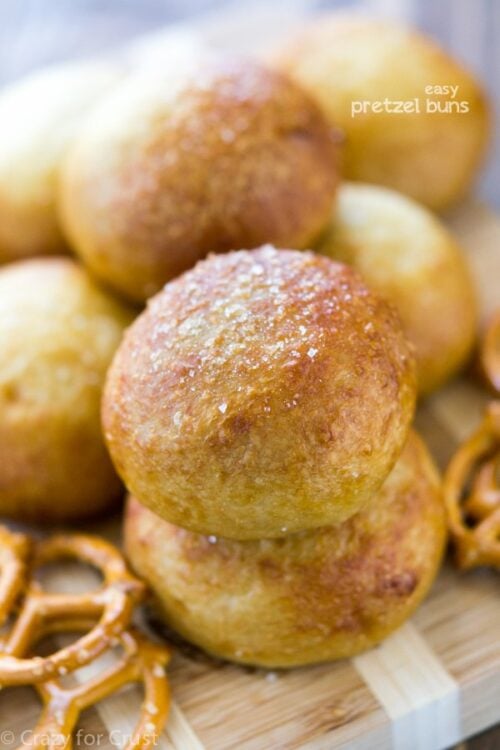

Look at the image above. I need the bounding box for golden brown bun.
[319,184,477,395]
[0,60,121,264]
[125,430,446,668]
[270,14,490,211]
[0,258,134,522]
[104,246,416,539]
[59,56,340,303]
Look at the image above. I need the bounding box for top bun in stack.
[103,246,416,540]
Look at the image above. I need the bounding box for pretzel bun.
[104,246,416,539]
[320,184,477,395]
[59,56,340,303]
[0,258,134,522]
[0,60,121,264]
[270,15,490,211]
[125,431,446,667]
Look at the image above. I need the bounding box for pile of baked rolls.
[0,13,490,667]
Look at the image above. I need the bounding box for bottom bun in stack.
[124,431,446,668]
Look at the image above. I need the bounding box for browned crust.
[104,246,416,538]
[124,430,447,668]
[59,56,340,303]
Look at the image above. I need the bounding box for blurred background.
[0,0,498,207]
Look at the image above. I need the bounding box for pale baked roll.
[319,183,477,395]
[0,257,134,522]
[0,60,121,263]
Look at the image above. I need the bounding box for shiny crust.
[0,61,121,263]
[270,14,490,211]
[320,183,477,395]
[0,258,134,522]
[104,246,416,539]
[59,55,340,303]
[124,431,447,668]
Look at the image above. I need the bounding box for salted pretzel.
[479,310,500,395]
[0,525,31,627]
[0,534,145,685]
[14,627,170,750]
[444,401,500,570]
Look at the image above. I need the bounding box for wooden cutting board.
[1,199,499,750]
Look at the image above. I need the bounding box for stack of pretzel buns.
[112,245,447,667]
[0,13,493,669]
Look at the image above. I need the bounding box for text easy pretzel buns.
[270,14,490,211]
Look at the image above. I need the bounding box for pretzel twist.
[16,628,171,750]
[0,534,145,684]
[0,526,31,627]
[480,310,500,395]
[444,401,500,569]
